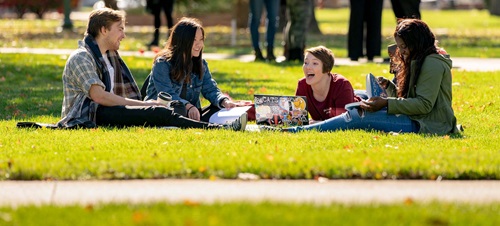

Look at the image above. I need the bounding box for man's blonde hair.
[86,8,124,38]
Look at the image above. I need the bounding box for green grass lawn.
[1,202,499,226]
[1,8,499,225]
[1,53,499,181]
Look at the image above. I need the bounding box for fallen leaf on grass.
[237,173,260,180]
[314,176,328,183]
[183,199,199,206]
[404,197,414,205]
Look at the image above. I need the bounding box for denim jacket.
[145,58,227,109]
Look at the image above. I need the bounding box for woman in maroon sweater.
[295,46,360,123]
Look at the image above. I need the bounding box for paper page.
[209,106,252,124]
[344,102,362,110]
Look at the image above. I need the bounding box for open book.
[345,73,387,110]
[209,106,252,124]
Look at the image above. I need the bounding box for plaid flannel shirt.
[58,40,105,127]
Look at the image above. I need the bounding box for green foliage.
[1,53,499,181]
[1,202,499,226]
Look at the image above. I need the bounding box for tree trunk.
[308,1,321,34]
[490,0,500,16]
[235,0,249,28]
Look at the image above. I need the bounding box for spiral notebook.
[254,94,309,127]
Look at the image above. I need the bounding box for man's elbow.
[89,94,107,105]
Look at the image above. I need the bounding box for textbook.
[345,73,387,110]
[208,106,252,124]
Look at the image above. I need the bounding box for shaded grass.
[1,202,499,226]
[0,53,499,180]
[1,9,500,57]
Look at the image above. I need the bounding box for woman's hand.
[222,99,236,109]
[360,97,388,112]
[377,76,389,89]
[185,103,200,121]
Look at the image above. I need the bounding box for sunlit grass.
[1,9,500,57]
[1,202,499,226]
[1,53,499,181]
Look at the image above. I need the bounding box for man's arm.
[89,84,158,107]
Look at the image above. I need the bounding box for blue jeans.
[249,0,280,49]
[287,108,420,133]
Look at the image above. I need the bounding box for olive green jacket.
[385,54,458,135]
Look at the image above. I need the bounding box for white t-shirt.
[102,53,115,94]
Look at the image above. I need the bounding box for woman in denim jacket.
[145,17,237,122]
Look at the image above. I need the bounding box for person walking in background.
[248,0,280,62]
[146,0,175,48]
[264,19,460,135]
[347,0,383,62]
[145,18,241,123]
[391,0,421,19]
[57,8,246,131]
[283,0,312,62]
[295,46,360,124]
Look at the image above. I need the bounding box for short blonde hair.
[86,8,124,38]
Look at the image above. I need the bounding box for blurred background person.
[391,0,421,20]
[249,0,280,62]
[146,0,175,48]
[347,0,383,62]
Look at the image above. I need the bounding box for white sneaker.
[225,112,247,131]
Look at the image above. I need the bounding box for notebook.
[254,94,309,127]
[345,73,387,110]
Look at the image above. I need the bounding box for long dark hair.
[394,19,438,97]
[154,17,205,83]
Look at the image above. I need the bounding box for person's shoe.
[224,112,248,131]
[258,125,283,132]
[266,47,276,62]
[254,50,265,62]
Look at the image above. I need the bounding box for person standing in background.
[347,0,383,62]
[249,0,280,62]
[391,0,421,19]
[283,0,312,62]
[146,0,175,48]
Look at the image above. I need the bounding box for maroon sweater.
[295,73,359,121]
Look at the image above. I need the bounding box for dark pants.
[151,0,175,30]
[348,0,383,60]
[200,104,221,123]
[391,0,421,19]
[96,105,218,129]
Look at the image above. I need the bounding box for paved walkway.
[2,47,500,72]
[1,179,499,207]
